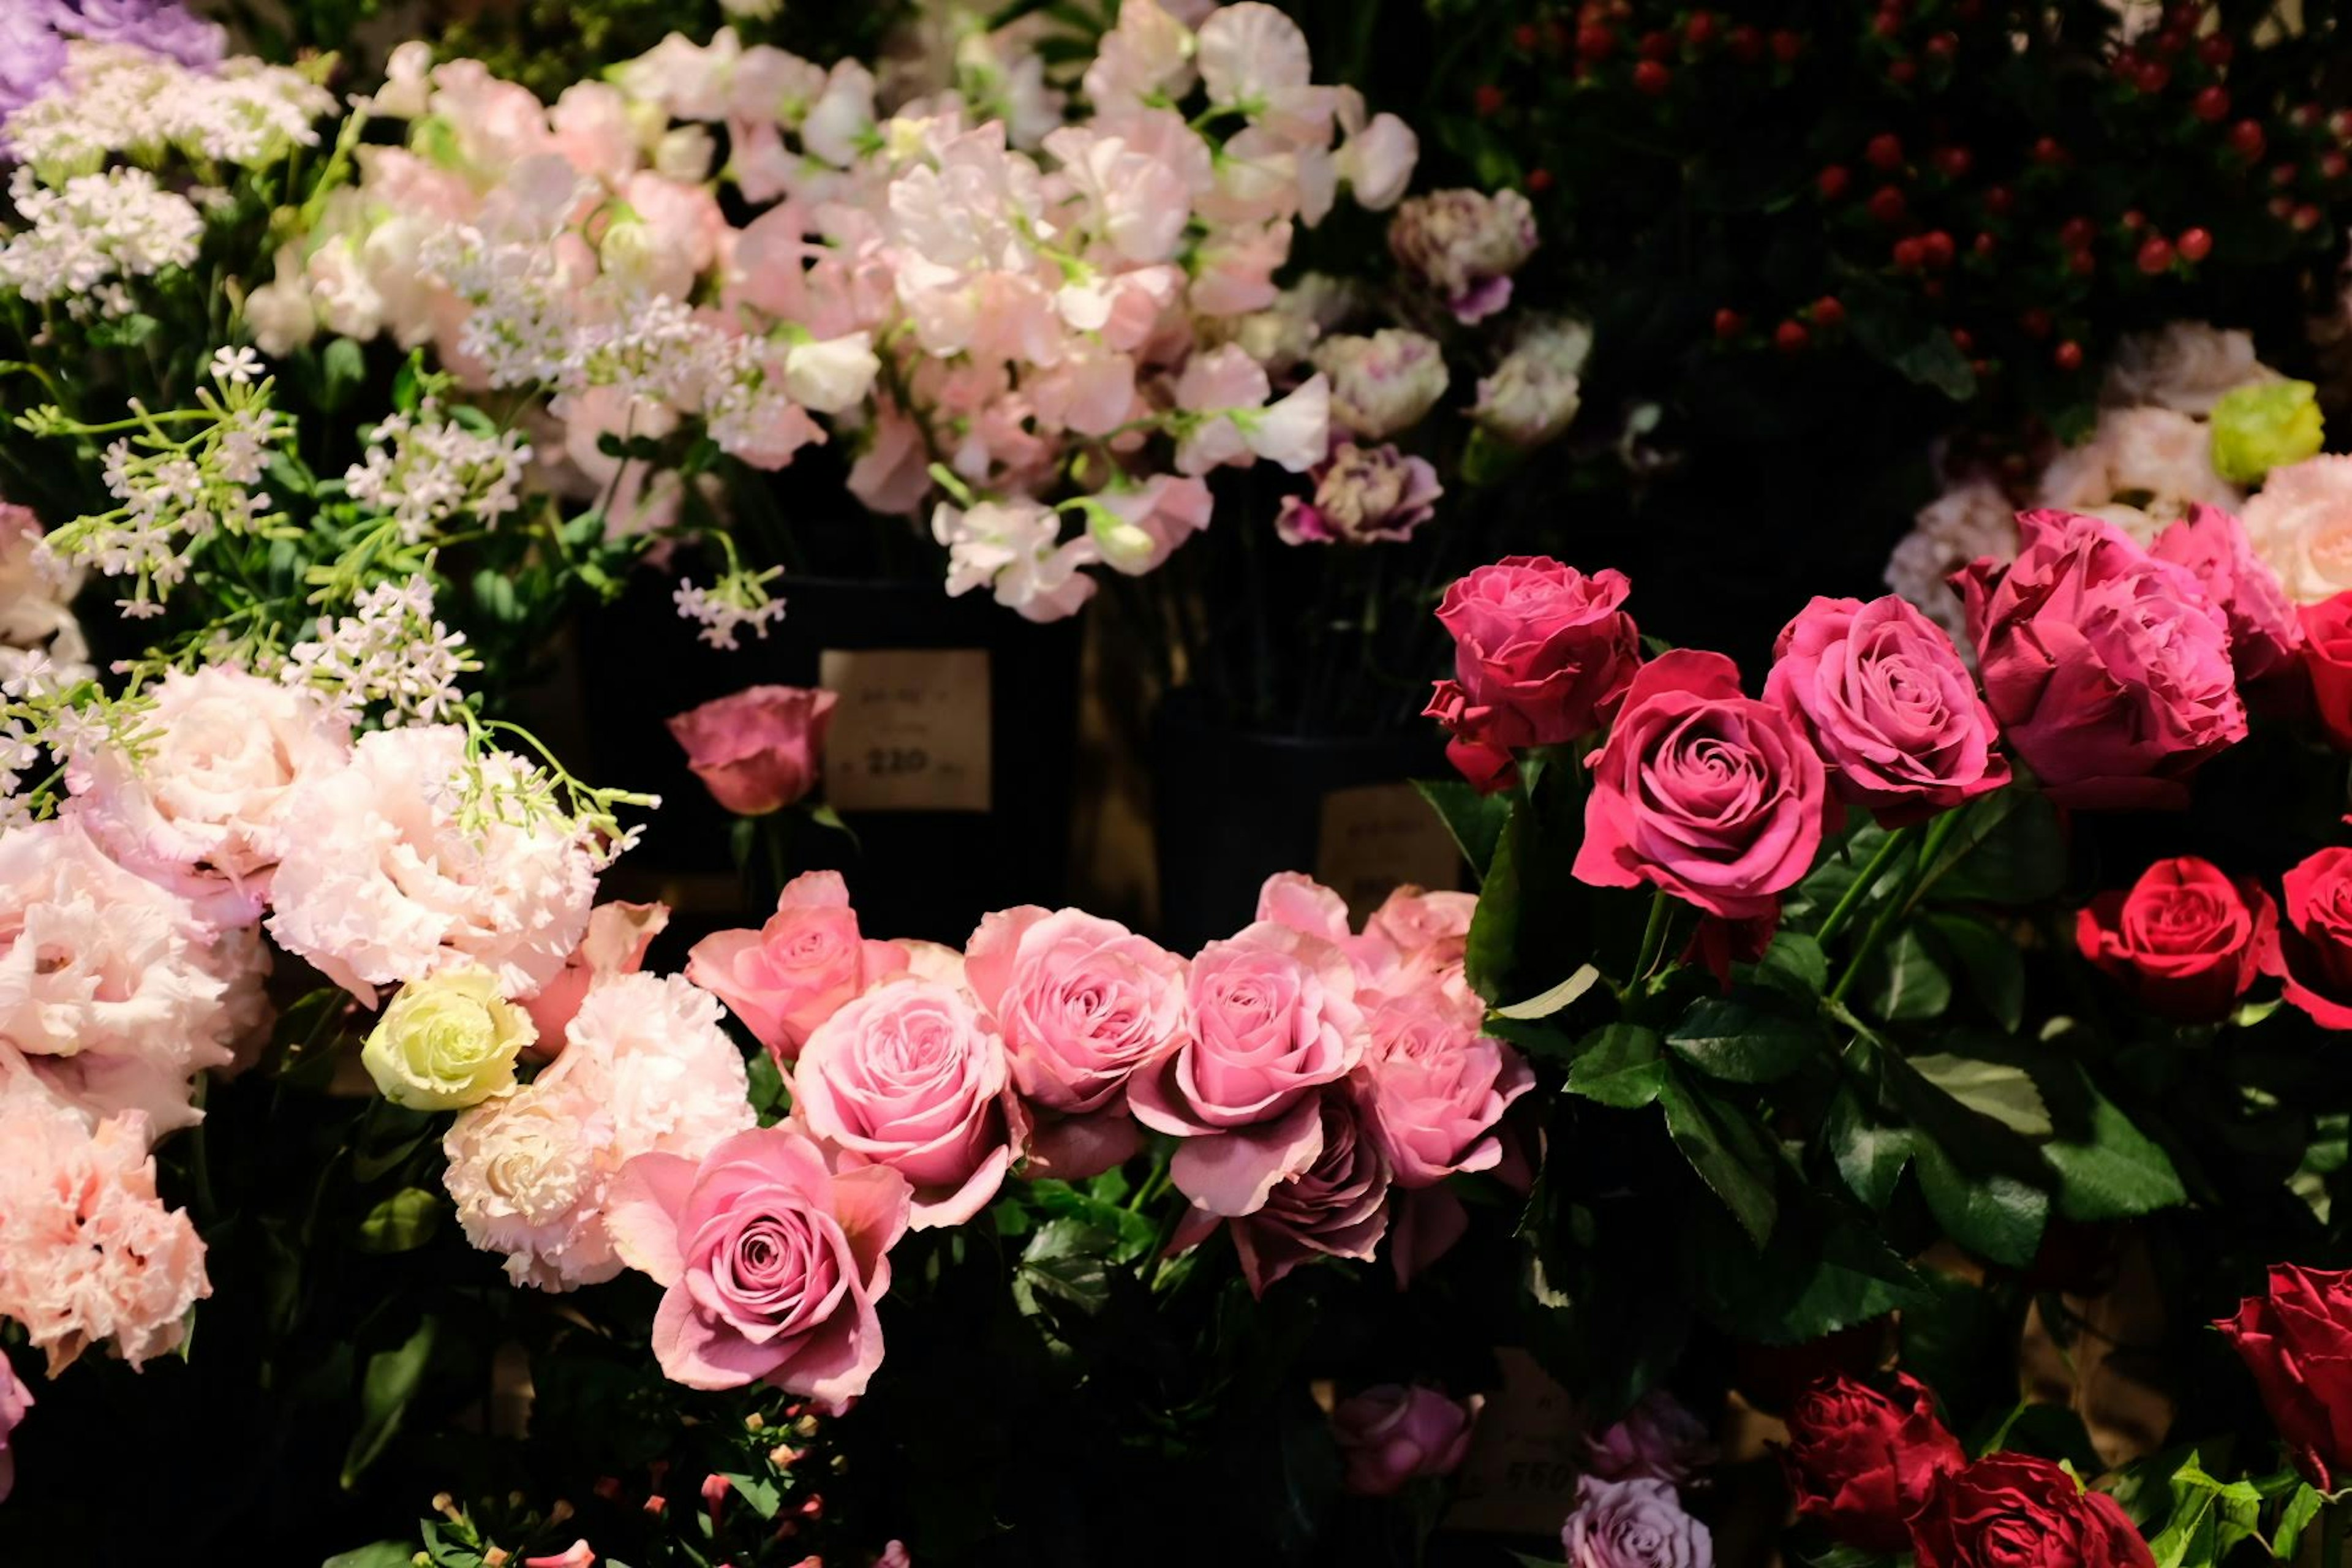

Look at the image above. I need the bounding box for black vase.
[1149,693,1461,952]
[579,572,1082,946]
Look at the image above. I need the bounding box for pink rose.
[790,979,1023,1229]
[1256,871,1408,981]
[964,906,1186,1177]
[1574,649,1828,921]
[1365,885,1476,956]
[1332,1384,1480,1496]
[1959,509,2246,809]
[1357,987,1532,1188]
[1766,595,2008,826]
[1174,1087,1392,1295]
[1425,556,1642,758]
[1128,921,1364,1216]
[605,1126,911,1408]
[2151,503,2304,700]
[687,872,910,1061]
[521,901,670,1058]
[666,684,839,816]
[0,1352,30,1503]
[1564,1476,1713,1568]
[1585,1389,1717,1486]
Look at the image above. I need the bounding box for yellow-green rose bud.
[2212,380,2324,486]
[361,967,535,1110]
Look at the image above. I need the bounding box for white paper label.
[819,648,992,813]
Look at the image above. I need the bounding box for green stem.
[1813,824,1917,948]
[1631,888,1676,983]
[2324,1496,2347,1568]
[1828,812,1964,1003]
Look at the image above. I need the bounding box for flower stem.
[1828,812,1963,1004]
[1632,888,1676,983]
[1812,824,1916,948]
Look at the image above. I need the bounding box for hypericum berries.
[1776,320,1810,352]
[2054,339,2084,371]
[2177,227,2214,262]
[2138,236,2176,273]
[2193,86,2230,122]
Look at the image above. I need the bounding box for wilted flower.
[1388,187,1537,323]
[1276,442,1441,546]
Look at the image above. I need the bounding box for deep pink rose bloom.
[964,905,1185,1178]
[666,684,838,815]
[1332,1384,1480,1496]
[605,1126,910,1409]
[790,979,1023,1229]
[1574,649,1828,921]
[2152,503,2304,702]
[1424,556,1642,755]
[2216,1264,2352,1490]
[521,900,669,1058]
[687,872,910,1061]
[1173,1087,1392,1295]
[0,1354,29,1503]
[1585,1389,1717,1487]
[1959,508,2245,809]
[1766,594,2009,826]
[1356,985,1533,1188]
[1127,921,1364,1216]
[2075,857,2274,1023]
[2260,846,2352,1029]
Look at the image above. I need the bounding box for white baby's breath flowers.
[281,573,478,727]
[0,167,203,313]
[344,402,533,545]
[208,347,263,386]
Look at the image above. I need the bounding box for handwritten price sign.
[1315,782,1465,921]
[818,649,993,813]
[1444,1348,1586,1536]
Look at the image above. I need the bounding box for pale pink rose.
[0,1094,208,1376]
[0,1350,30,1502]
[2243,455,2352,605]
[442,1072,620,1291]
[1174,1087,1390,1295]
[0,819,247,1137]
[688,871,911,1061]
[2150,503,2304,695]
[1366,886,1477,956]
[1128,920,1364,1216]
[606,1126,911,1407]
[543,973,758,1166]
[966,906,1184,1175]
[1585,1389,1718,1485]
[66,665,351,923]
[667,685,838,816]
[1253,871,1405,982]
[1333,1384,1479,1496]
[519,901,671,1058]
[1357,989,1533,1188]
[268,726,597,1004]
[791,980,1022,1229]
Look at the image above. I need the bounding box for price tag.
[1444,1347,1585,1536]
[818,649,992,813]
[1315,781,1464,924]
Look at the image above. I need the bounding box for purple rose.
[48,1,224,68]
[1585,1389,1717,1487]
[1332,1384,1479,1496]
[1563,1476,1713,1568]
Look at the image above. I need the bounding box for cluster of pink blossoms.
[429,867,1531,1411]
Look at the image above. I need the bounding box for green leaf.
[1925,913,2027,1033]
[720,1471,782,1520]
[745,1050,788,1126]
[1924,790,2067,906]
[1414,777,1512,882]
[2270,1482,2324,1559]
[1914,1139,2048,1267]
[322,1545,418,1568]
[1657,1074,1780,1246]
[321,336,367,411]
[341,1315,438,1487]
[1866,927,1951,1021]
[1463,802,1524,1003]
[1748,932,1828,1000]
[1667,994,1824,1084]
[2148,1455,2264,1568]
[2043,1079,2186,1222]
[355,1188,442,1254]
[1825,1087,1917,1210]
[1019,1180,1158,1264]
[1684,1189,1926,1344]
[1566,1024,1665,1109]
[1496,963,1600,1021]
[1908,1054,2053,1137]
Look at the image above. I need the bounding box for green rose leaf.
[1657,1074,1780,1246]
[1913,1139,2048,1267]
[1566,1024,1666,1109]
[355,1187,443,1254]
[341,1314,439,1487]
[1667,993,1825,1084]
[1825,1087,1918,1212]
[1415,777,1513,884]
[2043,1074,2186,1222]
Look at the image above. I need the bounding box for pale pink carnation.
[519,901,670,1058]
[267,726,597,1004]
[66,666,351,924]
[442,1071,622,1291]
[543,973,757,1164]
[0,1093,209,1376]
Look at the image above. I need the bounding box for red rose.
[1425,556,1641,758]
[2259,846,2352,1028]
[1766,594,2009,826]
[1959,510,2245,809]
[1909,1453,2155,1568]
[1574,649,1828,921]
[2075,857,2275,1023]
[2215,1264,2352,1489]
[2299,595,2352,749]
[666,684,837,816]
[1781,1373,1965,1552]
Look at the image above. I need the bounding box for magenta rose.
[605,1126,911,1408]
[1766,594,2009,826]
[1332,1384,1480,1496]
[1585,1389,1716,1487]
[1424,556,1642,756]
[666,684,838,815]
[2215,1264,2352,1489]
[2075,857,2274,1023]
[687,872,909,1061]
[1574,649,1828,921]
[1357,985,1533,1188]
[1174,1087,1392,1295]
[963,905,1186,1178]
[791,979,1022,1229]
[2151,503,2304,702]
[2260,846,2352,1028]
[1128,921,1364,1215]
[1959,508,2245,809]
